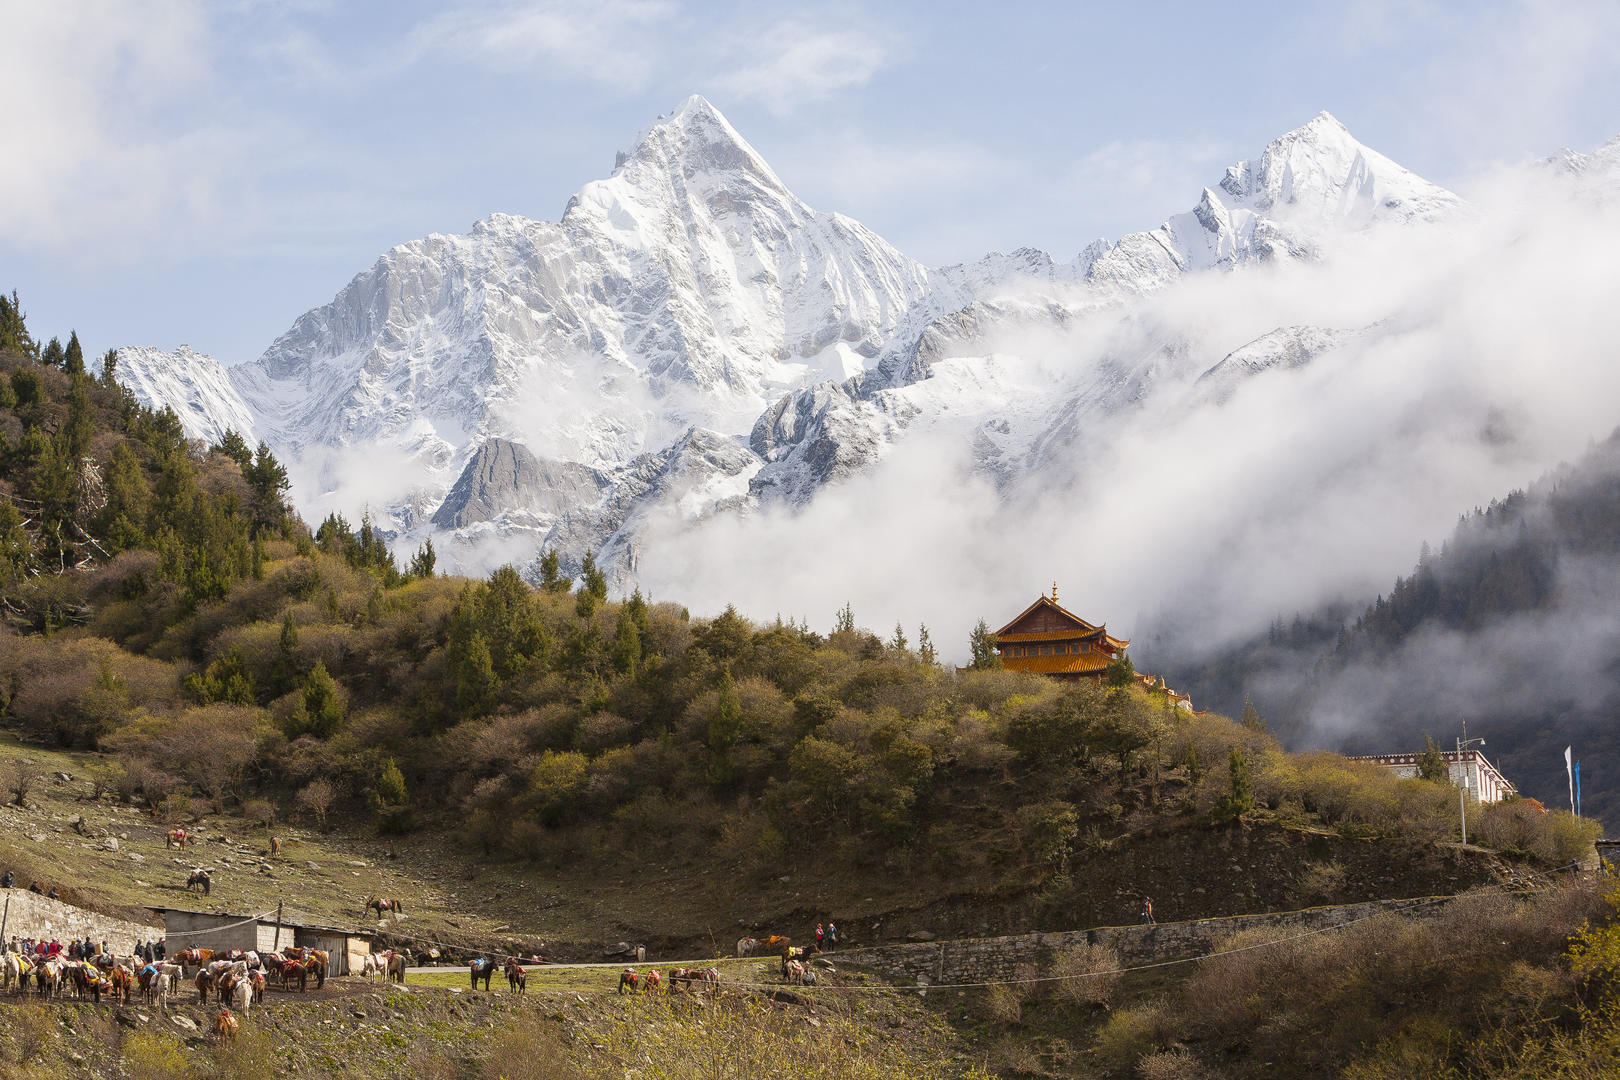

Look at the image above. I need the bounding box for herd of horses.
[1,947,337,1012]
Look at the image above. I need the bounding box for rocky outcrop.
[431,439,605,529]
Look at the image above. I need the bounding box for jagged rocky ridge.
[114,101,1468,580]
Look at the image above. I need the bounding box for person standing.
[815,923,825,950]
[1141,897,1155,925]
[827,922,838,949]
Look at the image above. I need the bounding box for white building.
[1349,748,1516,804]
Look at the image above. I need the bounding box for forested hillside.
[1176,428,1620,826]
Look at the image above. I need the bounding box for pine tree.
[1214,747,1254,822]
[917,623,936,665]
[455,630,499,718]
[833,603,855,634]
[1417,735,1449,782]
[0,290,37,357]
[1105,651,1136,687]
[99,348,119,387]
[41,337,63,369]
[538,549,571,593]
[1240,696,1266,732]
[580,549,607,600]
[890,622,908,652]
[706,668,742,788]
[626,587,650,634]
[612,605,642,676]
[407,539,436,579]
[63,331,84,376]
[968,618,1000,669]
[214,429,253,470]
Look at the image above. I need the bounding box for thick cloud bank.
[640,158,1620,671]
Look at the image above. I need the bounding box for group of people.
[3,936,166,962]
[0,870,59,899]
[813,921,839,950]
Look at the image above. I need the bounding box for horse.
[759,935,791,956]
[154,971,172,1011]
[71,963,105,1003]
[215,1009,238,1039]
[280,947,327,988]
[249,970,266,1005]
[504,958,527,995]
[111,964,133,1004]
[780,944,819,975]
[386,949,412,984]
[196,968,216,1004]
[1,951,24,993]
[736,937,758,957]
[617,968,641,995]
[784,959,805,985]
[34,960,59,1000]
[278,958,307,993]
[360,953,382,980]
[229,974,252,1015]
[269,836,282,856]
[365,897,403,920]
[166,828,192,848]
[666,967,703,994]
[469,957,495,991]
[185,869,212,895]
[176,947,214,974]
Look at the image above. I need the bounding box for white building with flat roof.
[1348,748,1516,804]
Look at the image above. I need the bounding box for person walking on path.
[815,923,825,950]
[827,922,838,949]
[1141,897,1155,925]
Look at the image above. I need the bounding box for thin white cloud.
[411,0,678,90]
[711,21,892,115]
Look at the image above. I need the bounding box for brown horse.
[759,935,791,955]
[176,948,214,973]
[278,958,308,993]
[617,968,641,994]
[195,968,216,1003]
[166,828,192,848]
[215,1010,238,1040]
[185,868,212,895]
[469,957,496,990]
[280,947,328,988]
[110,964,132,1004]
[504,957,527,994]
[269,836,282,856]
[365,897,403,919]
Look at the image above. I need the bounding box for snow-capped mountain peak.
[1219,110,1458,226]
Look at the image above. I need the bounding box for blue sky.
[5,0,1619,365]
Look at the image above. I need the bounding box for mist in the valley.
[639,156,1620,715]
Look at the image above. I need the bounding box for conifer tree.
[63,331,84,376]
[0,290,37,356]
[833,603,855,634]
[538,549,571,593]
[968,618,1000,669]
[214,429,253,470]
[1417,735,1449,782]
[1105,651,1136,687]
[917,623,936,665]
[99,349,119,387]
[580,549,607,600]
[455,630,498,718]
[41,337,63,369]
[407,539,436,579]
[626,586,650,634]
[1215,747,1254,822]
[612,605,642,676]
[890,622,908,652]
[1240,696,1267,732]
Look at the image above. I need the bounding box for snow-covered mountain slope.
[115,102,1480,582]
[104,346,257,446]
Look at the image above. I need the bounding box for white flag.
[1566,746,1576,815]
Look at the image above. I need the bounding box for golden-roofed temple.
[994,584,1131,683]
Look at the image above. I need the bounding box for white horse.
[360,952,383,980]
[1,952,21,992]
[231,975,252,1015]
[737,937,758,957]
[154,971,172,1011]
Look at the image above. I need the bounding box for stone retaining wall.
[834,896,1449,986]
[0,888,162,949]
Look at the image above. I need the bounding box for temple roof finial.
[1051,581,1059,603]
